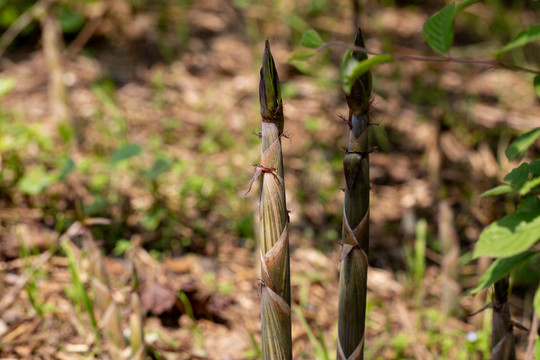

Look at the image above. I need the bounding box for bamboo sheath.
[246,40,292,360]
[337,29,372,360]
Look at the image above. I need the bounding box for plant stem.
[257,39,292,360]
[337,28,371,360]
[317,42,540,75]
[491,277,516,360]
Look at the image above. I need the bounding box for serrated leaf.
[534,286,540,313]
[110,143,142,165]
[341,55,392,94]
[471,251,536,295]
[503,162,529,185]
[494,24,540,56]
[534,76,540,98]
[480,184,514,197]
[423,2,456,53]
[506,127,540,161]
[474,196,540,258]
[288,50,317,61]
[301,29,323,48]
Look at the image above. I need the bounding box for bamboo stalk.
[249,39,292,360]
[337,28,372,360]
[491,277,516,360]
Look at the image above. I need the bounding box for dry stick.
[250,40,292,360]
[41,8,70,125]
[129,267,146,360]
[64,15,106,58]
[0,221,87,313]
[86,236,127,353]
[337,28,371,360]
[64,0,111,59]
[351,0,360,35]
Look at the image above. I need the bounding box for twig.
[317,42,540,75]
[64,6,108,58]
[0,0,54,58]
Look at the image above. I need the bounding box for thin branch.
[64,16,105,58]
[0,0,54,58]
[317,42,540,75]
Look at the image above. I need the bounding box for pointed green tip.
[259,39,284,132]
[353,28,368,62]
[346,28,372,114]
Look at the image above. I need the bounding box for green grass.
[0,0,538,358]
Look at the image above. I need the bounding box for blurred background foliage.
[0,0,538,276]
[0,0,539,358]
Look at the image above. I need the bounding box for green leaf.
[341,54,393,94]
[520,176,540,196]
[288,59,311,74]
[17,166,56,195]
[288,50,317,61]
[503,162,529,185]
[59,8,86,34]
[455,0,480,15]
[58,157,76,180]
[534,286,540,313]
[301,29,323,48]
[57,122,74,143]
[494,24,540,56]
[474,196,540,259]
[534,76,540,98]
[0,6,19,28]
[423,2,456,53]
[144,157,171,180]
[480,184,514,197]
[530,159,540,175]
[110,143,142,165]
[471,251,537,295]
[506,127,540,161]
[112,239,133,256]
[0,77,15,98]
